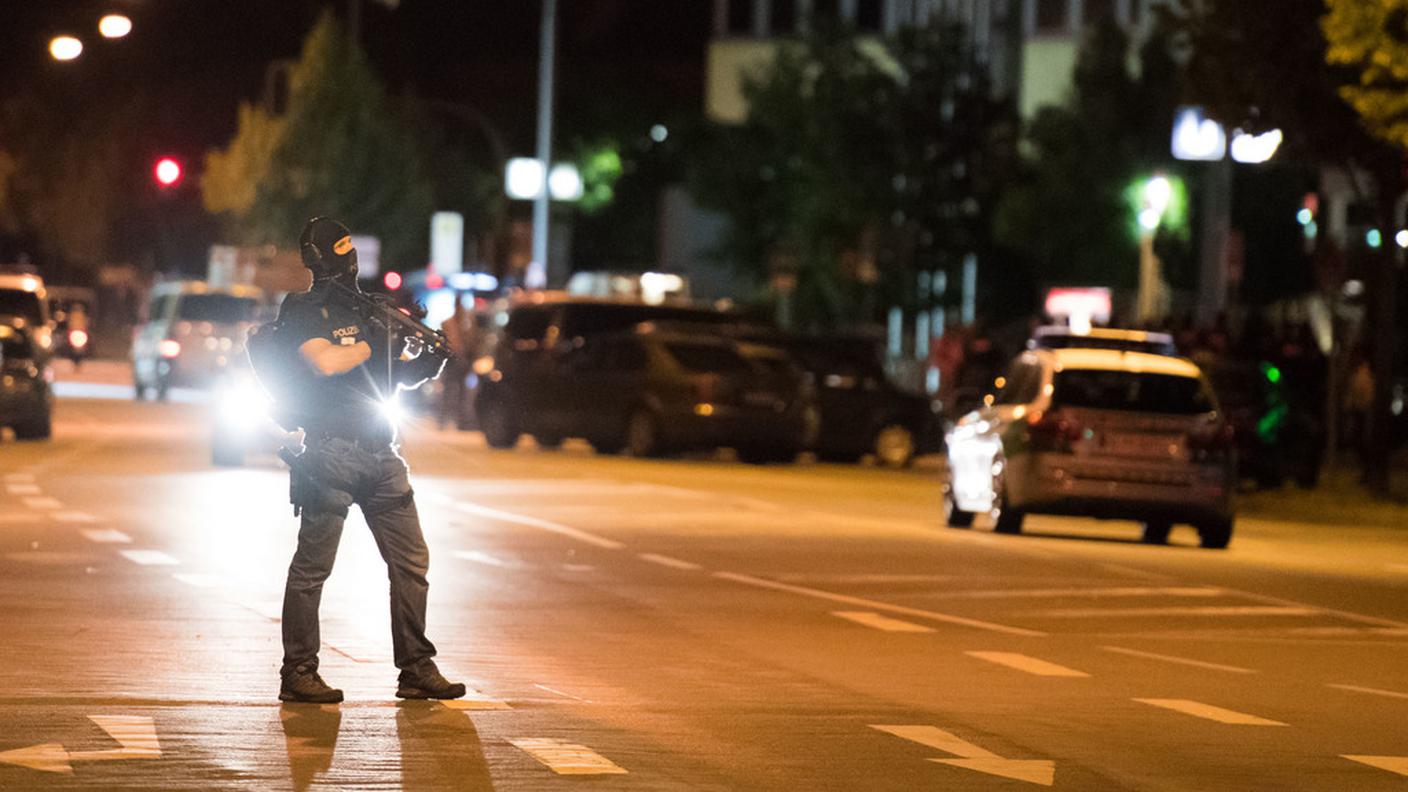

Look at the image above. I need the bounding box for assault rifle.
[324,278,451,362]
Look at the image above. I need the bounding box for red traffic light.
[154,158,182,187]
[383,271,403,290]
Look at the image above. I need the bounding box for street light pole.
[527,0,558,290]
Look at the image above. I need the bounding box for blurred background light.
[98,14,132,39]
[49,36,83,61]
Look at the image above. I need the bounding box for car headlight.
[218,383,269,427]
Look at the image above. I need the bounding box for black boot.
[280,667,344,703]
[396,667,467,700]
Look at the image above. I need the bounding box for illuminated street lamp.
[1134,174,1178,324]
[98,14,133,39]
[49,36,84,61]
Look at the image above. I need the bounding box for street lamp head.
[49,36,83,62]
[99,14,132,39]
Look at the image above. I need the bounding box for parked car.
[0,321,53,440]
[781,336,942,467]
[0,271,53,355]
[943,348,1236,548]
[132,282,263,400]
[477,322,811,463]
[1028,326,1178,356]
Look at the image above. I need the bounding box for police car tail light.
[158,339,181,358]
[1026,409,1079,452]
[1187,421,1235,462]
[69,329,89,349]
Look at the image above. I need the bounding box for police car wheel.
[480,401,520,449]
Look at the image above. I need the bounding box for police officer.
[276,217,465,703]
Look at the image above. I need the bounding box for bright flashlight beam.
[49,36,83,61]
[380,397,404,426]
[99,14,132,39]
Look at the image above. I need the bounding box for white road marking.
[454,501,624,550]
[871,725,1054,787]
[638,553,701,571]
[0,715,161,774]
[712,572,1046,637]
[22,496,63,511]
[0,513,42,525]
[6,483,42,495]
[534,683,593,703]
[1219,585,1408,631]
[1342,755,1408,778]
[79,529,132,544]
[1035,605,1318,618]
[833,611,935,633]
[454,550,510,567]
[3,473,35,483]
[1101,646,1256,674]
[560,563,594,572]
[51,512,99,524]
[172,573,224,588]
[509,738,628,775]
[965,651,1090,678]
[1133,699,1287,726]
[931,586,1224,600]
[119,550,179,566]
[1387,564,1408,573]
[1327,683,1408,701]
[1100,562,1176,581]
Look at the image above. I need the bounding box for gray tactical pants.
[280,436,439,681]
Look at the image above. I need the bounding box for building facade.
[707,0,1166,122]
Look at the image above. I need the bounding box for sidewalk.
[1240,465,1408,530]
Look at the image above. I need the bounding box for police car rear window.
[663,342,750,373]
[0,328,33,358]
[0,290,43,325]
[1053,370,1214,415]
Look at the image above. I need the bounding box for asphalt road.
[3,384,1408,790]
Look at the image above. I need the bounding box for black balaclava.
[299,217,359,287]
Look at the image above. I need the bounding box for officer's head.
[299,217,358,283]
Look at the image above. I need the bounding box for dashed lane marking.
[1133,699,1287,726]
[0,513,42,525]
[833,611,935,633]
[1327,683,1408,700]
[930,586,1225,601]
[560,563,594,572]
[1099,563,1176,581]
[22,496,63,511]
[172,573,224,588]
[712,572,1047,637]
[1034,605,1319,618]
[3,473,35,483]
[638,553,701,571]
[965,651,1090,678]
[453,550,511,567]
[533,684,592,703]
[1342,755,1408,778]
[871,725,1055,787]
[453,501,625,550]
[5,483,41,495]
[118,550,179,566]
[1387,564,1408,573]
[51,512,99,524]
[508,738,628,775]
[79,529,132,544]
[1101,646,1257,674]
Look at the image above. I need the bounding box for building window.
[728,0,755,34]
[772,0,798,33]
[857,0,883,31]
[1084,0,1116,25]
[1035,0,1068,32]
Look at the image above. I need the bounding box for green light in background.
[1264,365,1281,384]
[1367,228,1383,249]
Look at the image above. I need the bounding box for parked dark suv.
[476,299,808,462]
[0,322,52,440]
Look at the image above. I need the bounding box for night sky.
[0,0,712,162]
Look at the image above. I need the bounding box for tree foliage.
[204,12,433,267]
[689,23,1008,329]
[993,20,1185,294]
[1323,0,1408,150]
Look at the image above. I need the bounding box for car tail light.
[158,339,181,358]
[1187,422,1235,462]
[69,329,88,349]
[1026,409,1079,452]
